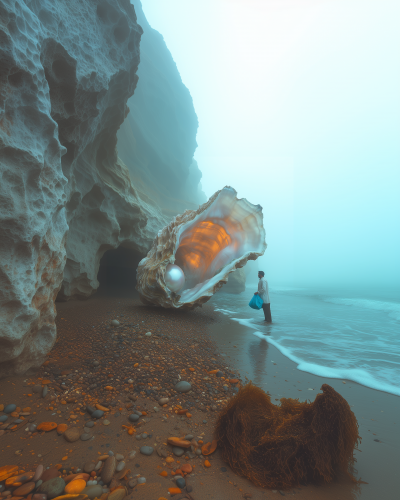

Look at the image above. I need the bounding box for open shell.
[136,186,267,308]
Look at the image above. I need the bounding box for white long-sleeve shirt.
[258,277,270,304]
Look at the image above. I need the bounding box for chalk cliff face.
[117,0,206,217]
[0,0,150,376]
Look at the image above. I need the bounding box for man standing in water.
[255,271,272,322]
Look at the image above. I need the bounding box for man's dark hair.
[259,271,265,277]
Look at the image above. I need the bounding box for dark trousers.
[262,303,272,322]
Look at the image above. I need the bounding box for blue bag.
[249,294,263,310]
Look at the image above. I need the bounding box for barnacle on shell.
[136,186,267,308]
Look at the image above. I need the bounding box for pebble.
[64,427,81,443]
[111,320,120,326]
[36,480,43,489]
[4,404,16,414]
[0,415,8,423]
[115,454,124,461]
[86,481,97,486]
[42,386,48,398]
[158,398,169,405]
[91,410,104,419]
[33,385,42,393]
[92,361,100,367]
[176,478,186,489]
[187,485,193,493]
[33,465,44,482]
[86,405,96,415]
[95,461,102,471]
[128,451,136,460]
[28,423,37,432]
[41,467,60,482]
[101,456,116,484]
[81,485,103,500]
[216,371,224,377]
[103,420,110,426]
[136,435,142,440]
[185,434,194,440]
[203,420,208,424]
[84,462,95,473]
[108,489,126,500]
[140,446,154,456]
[32,495,47,500]
[13,482,36,496]
[80,433,93,441]
[38,477,66,499]
[175,381,192,393]
[195,448,202,455]
[83,427,92,433]
[137,477,146,484]
[145,332,152,336]
[172,447,185,457]
[115,461,125,472]
[85,421,95,428]
[128,479,137,488]
[141,433,148,439]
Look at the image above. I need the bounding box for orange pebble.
[204,460,211,467]
[37,422,57,432]
[159,471,168,477]
[198,440,203,445]
[189,368,195,372]
[185,413,192,418]
[105,386,113,391]
[168,488,181,495]
[134,363,139,368]
[61,456,68,461]
[64,479,86,494]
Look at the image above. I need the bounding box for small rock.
[91,410,104,419]
[33,385,42,393]
[4,404,16,414]
[86,405,96,415]
[84,462,95,473]
[195,448,202,455]
[115,461,125,472]
[92,361,100,367]
[86,421,95,428]
[176,477,186,489]
[0,415,8,423]
[174,381,192,393]
[38,477,66,499]
[33,465,44,482]
[203,420,207,424]
[187,484,193,493]
[95,461,102,471]
[185,434,194,440]
[64,427,80,443]
[81,485,103,500]
[103,420,110,426]
[128,479,137,488]
[145,332,152,336]
[115,453,124,461]
[158,397,169,405]
[80,432,93,441]
[13,482,36,496]
[140,446,154,456]
[111,320,120,326]
[141,432,147,439]
[42,386,48,398]
[127,450,136,460]
[101,456,116,484]
[137,477,146,484]
[135,435,142,440]
[108,489,126,500]
[172,447,185,457]
[128,414,139,422]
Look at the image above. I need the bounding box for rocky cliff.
[0,0,203,377]
[117,0,206,217]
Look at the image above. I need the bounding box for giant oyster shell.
[136,186,267,308]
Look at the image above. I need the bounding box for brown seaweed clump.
[214,383,361,489]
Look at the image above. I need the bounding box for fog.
[139,0,400,288]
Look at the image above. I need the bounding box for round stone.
[216,371,224,377]
[85,421,95,428]
[175,381,191,393]
[137,477,146,484]
[115,461,125,472]
[195,448,202,455]
[145,332,152,337]
[92,361,100,367]
[64,427,80,443]
[128,479,137,488]
[141,433,147,439]
[129,414,139,422]
[42,386,48,397]
[185,434,194,440]
[13,482,36,497]
[91,410,104,419]
[115,454,124,461]
[84,462,95,473]
[38,477,66,499]
[111,320,120,326]
[4,404,16,414]
[80,433,92,441]
[164,263,185,292]
[140,446,154,456]
[103,420,110,426]
[0,416,8,423]
[158,397,169,405]
[172,447,185,457]
[81,485,103,500]
[176,478,186,489]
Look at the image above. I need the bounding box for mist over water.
[140,0,400,289]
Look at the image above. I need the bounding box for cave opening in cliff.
[97,246,143,296]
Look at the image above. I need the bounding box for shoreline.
[0,290,398,500]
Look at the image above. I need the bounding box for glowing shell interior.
[136,186,267,308]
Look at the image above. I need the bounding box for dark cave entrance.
[97,246,143,296]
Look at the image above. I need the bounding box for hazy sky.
[138,0,400,288]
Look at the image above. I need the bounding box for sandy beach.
[0,289,399,500]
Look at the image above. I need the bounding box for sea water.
[209,285,400,396]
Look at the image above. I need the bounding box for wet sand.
[0,290,398,500]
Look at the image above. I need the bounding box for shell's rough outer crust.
[136,186,267,309]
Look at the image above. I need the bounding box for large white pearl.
[164,264,185,292]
